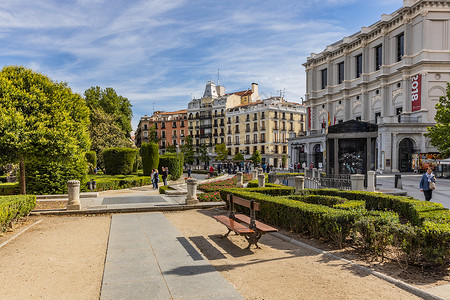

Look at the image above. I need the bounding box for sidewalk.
[100,212,243,299]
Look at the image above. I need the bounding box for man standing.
[162,167,169,186]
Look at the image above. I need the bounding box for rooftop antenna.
[217,68,220,85]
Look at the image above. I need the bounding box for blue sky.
[0,0,402,130]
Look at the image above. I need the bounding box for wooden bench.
[213,194,277,249]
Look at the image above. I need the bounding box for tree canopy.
[250,150,262,166]
[0,66,91,193]
[426,83,450,157]
[180,135,195,165]
[214,143,228,161]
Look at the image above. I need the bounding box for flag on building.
[327,112,331,126]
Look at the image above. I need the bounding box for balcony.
[261,127,266,131]
[199,114,212,119]
[234,142,240,145]
[245,128,251,132]
[213,133,218,136]
[188,126,194,130]
[200,124,211,129]
[200,133,212,138]
[227,130,232,134]
[220,122,225,126]
[245,141,251,144]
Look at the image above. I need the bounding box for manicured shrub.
[140,142,159,176]
[25,159,87,195]
[103,147,138,175]
[158,153,183,180]
[0,195,36,232]
[159,185,173,194]
[289,194,346,207]
[0,183,19,195]
[83,175,152,191]
[86,151,97,174]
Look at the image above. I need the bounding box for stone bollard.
[257,168,263,175]
[350,174,365,191]
[312,168,318,178]
[395,174,403,189]
[67,180,81,210]
[367,171,376,192]
[258,174,265,187]
[186,178,199,205]
[294,176,305,194]
[252,170,258,180]
[236,172,244,188]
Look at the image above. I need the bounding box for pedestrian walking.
[187,166,192,177]
[420,167,436,201]
[152,169,159,189]
[209,165,214,178]
[162,167,168,186]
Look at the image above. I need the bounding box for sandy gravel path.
[165,208,420,300]
[0,215,110,300]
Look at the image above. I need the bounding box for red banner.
[307,107,311,130]
[411,74,421,112]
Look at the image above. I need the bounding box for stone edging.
[271,232,444,300]
[0,219,44,249]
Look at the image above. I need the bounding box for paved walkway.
[100,212,243,300]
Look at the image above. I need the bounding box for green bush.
[0,195,36,232]
[159,153,182,180]
[159,185,173,194]
[86,151,97,174]
[84,175,152,192]
[333,200,365,211]
[103,148,138,175]
[25,159,87,195]
[140,142,159,176]
[247,179,282,188]
[289,194,346,207]
[0,183,19,195]
[243,186,295,196]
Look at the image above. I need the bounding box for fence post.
[67,180,81,210]
[294,176,305,194]
[258,174,265,187]
[367,171,376,192]
[351,174,365,191]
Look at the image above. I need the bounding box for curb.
[0,219,43,249]
[30,202,226,216]
[271,232,444,300]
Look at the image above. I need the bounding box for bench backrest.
[227,194,260,211]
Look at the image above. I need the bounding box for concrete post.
[257,168,263,174]
[258,174,265,188]
[237,172,244,188]
[351,174,365,191]
[294,176,305,194]
[186,178,199,205]
[312,168,318,178]
[252,170,258,180]
[67,180,81,210]
[367,171,376,192]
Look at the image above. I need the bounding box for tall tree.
[180,135,195,165]
[426,83,450,157]
[250,150,262,167]
[214,143,228,161]
[198,144,210,166]
[0,66,90,194]
[84,86,133,164]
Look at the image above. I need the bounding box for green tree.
[89,108,134,169]
[180,135,195,165]
[0,66,90,194]
[250,150,262,167]
[282,154,288,169]
[426,83,450,157]
[166,144,177,153]
[215,143,228,161]
[148,124,159,143]
[198,144,210,166]
[233,152,244,161]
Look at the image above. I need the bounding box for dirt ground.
[0,215,110,300]
[0,209,448,299]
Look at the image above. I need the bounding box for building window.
[227,136,231,145]
[180,121,184,127]
[274,121,278,130]
[375,45,382,71]
[235,136,240,145]
[397,32,404,62]
[253,122,258,131]
[253,134,258,143]
[290,122,294,130]
[173,130,176,137]
[261,121,265,130]
[181,130,184,136]
[154,123,158,129]
[261,112,265,119]
[396,107,403,123]
[374,112,381,124]
[254,113,257,120]
[161,131,166,138]
[261,133,265,143]
[245,135,250,144]
[274,111,278,119]
[172,121,177,128]
[235,124,239,133]
[144,124,148,130]
[321,68,327,89]
[338,62,344,84]
[235,116,239,122]
[161,122,165,129]
[356,54,362,78]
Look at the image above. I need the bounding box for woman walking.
[419,167,436,201]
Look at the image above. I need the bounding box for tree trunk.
[19,157,26,195]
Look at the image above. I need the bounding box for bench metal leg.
[222,228,232,238]
[244,232,262,249]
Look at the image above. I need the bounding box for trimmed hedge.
[141,142,159,176]
[159,153,182,180]
[83,175,152,191]
[289,194,347,207]
[86,151,97,174]
[103,148,138,175]
[219,187,450,265]
[159,185,173,194]
[0,195,36,232]
[0,183,19,195]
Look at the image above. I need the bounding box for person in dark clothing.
[419,167,436,201]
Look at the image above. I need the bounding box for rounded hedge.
[86,151,97,174]
[140,142,159,176]
[103,147,138,175]
[158,153,182,180]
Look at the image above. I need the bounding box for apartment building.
[289,0,450,174]
[226,97,306,168]
[135,110,187,152]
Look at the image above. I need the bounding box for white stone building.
[289,0,450,174]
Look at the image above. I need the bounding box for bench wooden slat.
[234,214,278,233]
[214,215,255,235]
[231,196,261,211]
